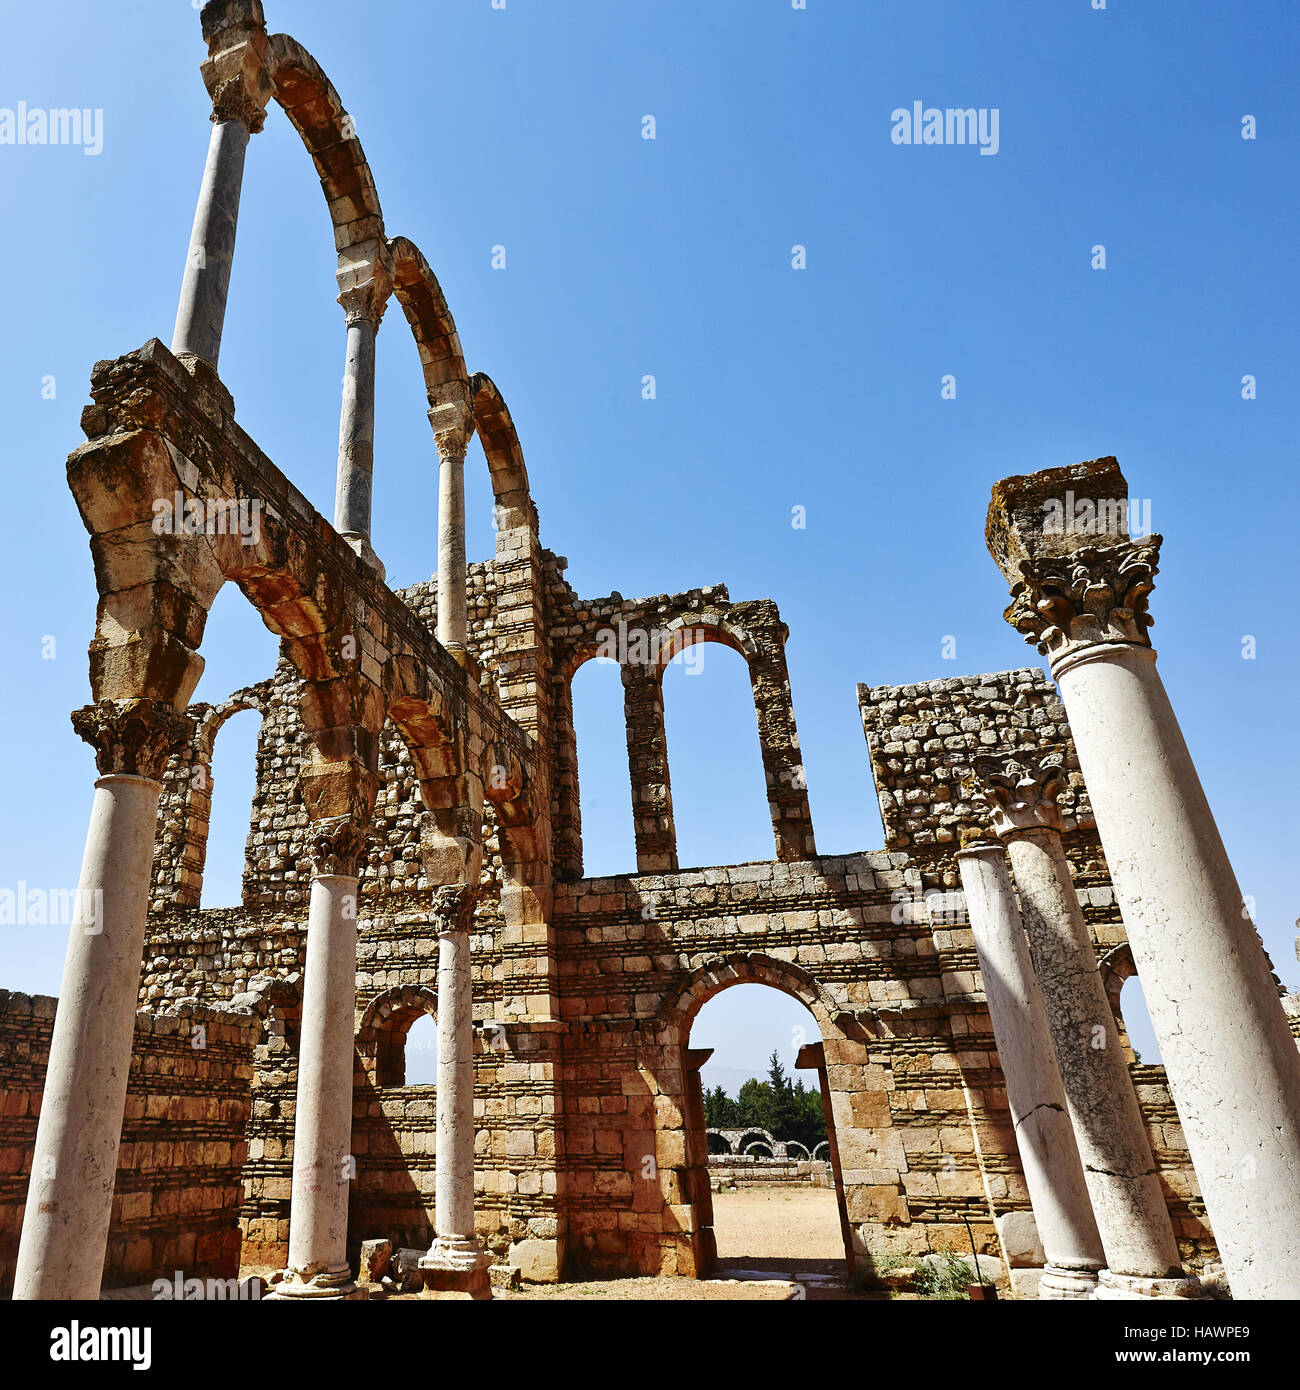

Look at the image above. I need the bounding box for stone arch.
[654,613,760,668]
[704,1129,734,1155]
[264,34,540,535]
[356,984,439,1088]
[471,372,534,534]
[657,953,846,1047]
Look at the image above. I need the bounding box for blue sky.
[2,0,1298,1081]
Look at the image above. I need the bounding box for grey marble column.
[435,440,469,651]
[171,95,262,367]
[270,820,368,1300]
[14,700,189,1300]
[334,307,378,545]
[420,884,492,1297]
[957,843,1104,1299]
[971,750,1200,1299]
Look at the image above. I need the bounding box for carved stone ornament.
[431,884,477,935]
[1004,536,1161,662]
[210,77,267,133]
[307,816,371,877]
[71,699,194,781]
[966,748,1066,839]
[337,281,388,330]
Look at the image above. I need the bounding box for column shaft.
[436,451,467,649]
[278,873,359,1297]
[957,845,1104,1298]
[171,118,250,367]
[1056,643,1300,1299]
[334,315,377,542]
[434,924,475,1241]
[1004,827,1190,1291]
[13,775,162,1300]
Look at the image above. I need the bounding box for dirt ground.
[497,1184,877,1302]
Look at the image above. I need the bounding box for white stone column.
[14,699,189,1300]
[270,820,367,1300]
[428,384,475,654]
[1053,638,1300,1300]
[420,884,492,1297]
[956,843,1104,1299]
[971,750,1200,1299]
[989,460,1300,1299]
[171,86,264,367]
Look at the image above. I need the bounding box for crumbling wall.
[0,991,255,1295]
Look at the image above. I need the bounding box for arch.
[705,1129,734,1155]
[654,614,759,669]
[471,372,533,532]
[356,984,439,1088]
[261,33,538,531]
[656,954,847,1046]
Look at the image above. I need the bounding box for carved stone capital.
[209,77,267,134]
[1004,536,1161,662]
[71,699,194,781]
[967,749,1066,838]
[427,380,475,463]
[431,883,477,935]
[307,816,371,878]
[337,281,388,330]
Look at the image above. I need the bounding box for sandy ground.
[496,1185,878,1302]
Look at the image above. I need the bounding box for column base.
[1039,1264,1101,1300]
[419,1237,493,1300]
[1094,1268,1204,1300]
[264,1264,365,1301]
[339,533,386,584]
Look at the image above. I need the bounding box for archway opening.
[374,1006,439,1088]
[569,657,637,876]
[201,707,263,908]
[686,982,851,1280]
[662,642,773,868]
[1117,971,1163,1067]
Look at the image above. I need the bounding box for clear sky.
[3,0,1298,1080]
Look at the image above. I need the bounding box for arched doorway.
[663,962,856,1282]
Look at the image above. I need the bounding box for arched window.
[570,656,637,876]
[201,708,264,908]
[662,643,772,868]
[404,1012,439,1086]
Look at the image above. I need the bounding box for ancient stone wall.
[0,991,256,1295]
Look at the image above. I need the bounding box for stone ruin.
[4,0,1300,1302]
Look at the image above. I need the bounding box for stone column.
[269,818,368,1300]
[956,842,1104,1299]
[171,82,265,367]
[989,457,1300,1300]
[970,750,1198,1299]
[428,385,475,654]
[333,288,382,548]
[746,612,817,861]
[420,884,493,1298]
[14,699,190,1300]
[621,661,677,873]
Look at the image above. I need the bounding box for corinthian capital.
[966,749,1066,838]
[71,698,194,781]
[209,76,268,134]
[1004,536,1161,661]
[427,381,475,463]
[431,884,478,934]
[307,816,371,877]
